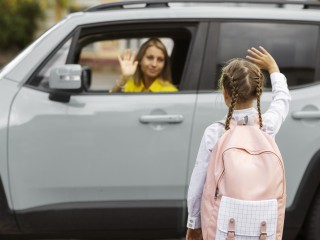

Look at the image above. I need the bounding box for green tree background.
[0,0,42,49]
[0,0,43,66]
[0,0,75,67]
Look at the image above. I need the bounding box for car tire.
[304,188,320,240]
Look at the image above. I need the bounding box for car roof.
[2,0,320,83]
[76,0,320,23]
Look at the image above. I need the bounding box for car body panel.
[276,84,320,206]
[9,88,197,210]
[0,78,22,209]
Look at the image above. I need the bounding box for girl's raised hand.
[246,46,280,74]
[118,49,138,79]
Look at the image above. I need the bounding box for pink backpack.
[201,115,286,240]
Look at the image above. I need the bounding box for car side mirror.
[49,64,82,89]
[48,64,82,103]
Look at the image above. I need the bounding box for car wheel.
[304,188,320,240]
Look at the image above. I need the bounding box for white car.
[0,0,320,239]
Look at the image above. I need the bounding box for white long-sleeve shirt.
[187,72,291,229]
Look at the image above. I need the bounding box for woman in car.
[110,38,177,92]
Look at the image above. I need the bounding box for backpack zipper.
[214,188,219,199]
[214,170,225,199]
[262,150,286,198]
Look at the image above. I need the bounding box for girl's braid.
[225,76,239,130]
[256,76,263,128]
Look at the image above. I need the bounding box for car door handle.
[139,114,184,123]
[292,111,320,119]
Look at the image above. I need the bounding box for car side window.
[217,22,319,89]
[28,24,193,93]
[78,38,175,91]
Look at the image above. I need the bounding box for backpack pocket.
[216,196,277,240]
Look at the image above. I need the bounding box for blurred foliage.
[0,0,75,66]
[0,0,44,51]
[56,0,72,9]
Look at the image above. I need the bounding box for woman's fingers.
[133,61,138,68]
[117,55,122,64]
[119,49,130,61]
[120,49,136,63]
[129,51,136,62]
[123,49,130,60]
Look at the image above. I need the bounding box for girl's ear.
[223,90,232,107]
[223,90,230,100]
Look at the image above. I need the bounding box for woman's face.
[140,45,165,80]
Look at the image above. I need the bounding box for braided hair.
[219,58,265,130]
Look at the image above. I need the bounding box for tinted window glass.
[218,22,318,88]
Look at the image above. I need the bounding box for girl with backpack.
[186,47,291,240]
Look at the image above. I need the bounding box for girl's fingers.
[249,47,264,57]
[247,49,261,59]
[258,46,268,55]
[246,55,264,69]
[246,55,261,64]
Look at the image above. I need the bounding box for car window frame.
[25,30,77,90]
[26,20,210,95]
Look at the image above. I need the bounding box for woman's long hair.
[133,38,172,86]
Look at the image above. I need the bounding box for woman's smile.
[140,46,165,80]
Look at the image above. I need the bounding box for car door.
[8,22,208,234]
[190,21,320,238]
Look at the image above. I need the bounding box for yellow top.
[123,78,178,92]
